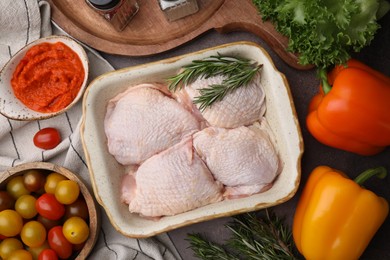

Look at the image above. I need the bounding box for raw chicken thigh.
[193,120,280,199]
[121,138,223,217]
[104,83,200,165]
[175,74,266,128]
[107,60,281,218]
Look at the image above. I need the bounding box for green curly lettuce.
[252,0,390,69]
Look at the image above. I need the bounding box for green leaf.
[252,0,387,69]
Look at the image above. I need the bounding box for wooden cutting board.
[48,0,312,70]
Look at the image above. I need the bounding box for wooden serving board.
[48,0,312,70]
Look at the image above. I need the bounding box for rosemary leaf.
[194,84,228,111]
[227,211,298,260]
[187,233,238,260]
[187,210,301,260]
[167,54,262,110]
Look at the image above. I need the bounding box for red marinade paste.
[11,42,85,113]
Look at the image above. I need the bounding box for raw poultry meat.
[193,120,280,199]
[104,83,200,165]
[121,138,223,217]
[174,74,266,128]
[108,64,280,218]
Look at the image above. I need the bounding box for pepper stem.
[354,167,387,185]
[319,68,332,94]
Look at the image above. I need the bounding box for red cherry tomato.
[35,194,65,221]
[38,248,58,260]
[33,128,61,150]
[47,226,72,259]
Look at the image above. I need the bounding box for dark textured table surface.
[100,13,390,260]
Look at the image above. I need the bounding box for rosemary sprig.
[187,234,238,260]
[167,54,262,110]
[187,210,301,260]
[227,210,298,260]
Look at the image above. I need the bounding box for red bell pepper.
[307,59,390,155]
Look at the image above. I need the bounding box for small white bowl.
[0,35,89,121]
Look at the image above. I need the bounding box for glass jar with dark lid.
[86,0,139,31]
[88,0,120,10]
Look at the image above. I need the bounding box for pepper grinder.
[158,0,199,22]
[86,0,139,31]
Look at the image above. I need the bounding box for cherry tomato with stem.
[47,226,72,259]
[35,193,65,220]
[33,127,61,150]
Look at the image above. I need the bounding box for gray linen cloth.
[0,1,181,259]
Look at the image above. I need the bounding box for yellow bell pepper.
[293,166,389,260]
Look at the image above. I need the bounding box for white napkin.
[0,1,181,259]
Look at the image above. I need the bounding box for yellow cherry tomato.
[6,176,30,199]
[7,249,33,260]
[55,180,80,205]
[0,238,23,259]
[0,209,23,237]
[21,221,47,248]
[44,172,67,194]
[63,216,90,244]
[15,194,37,219]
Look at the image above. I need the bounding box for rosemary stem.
[167,54,262,110]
